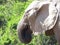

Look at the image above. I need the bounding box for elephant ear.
[33,2,58,34]
[43,3,58,30]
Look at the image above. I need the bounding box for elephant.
[17,0,60,45]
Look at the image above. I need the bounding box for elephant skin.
[17,0,60,44]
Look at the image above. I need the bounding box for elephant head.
[17,0,60,45]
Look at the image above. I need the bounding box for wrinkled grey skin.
[17,0,60,44]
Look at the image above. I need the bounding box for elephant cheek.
[18,26,32,44]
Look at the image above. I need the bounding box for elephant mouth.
[18,24,32,44]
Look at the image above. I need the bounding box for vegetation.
[0,0,58,45]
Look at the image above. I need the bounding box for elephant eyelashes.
[19,24,32,44]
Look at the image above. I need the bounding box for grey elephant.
[17,0,60,45]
